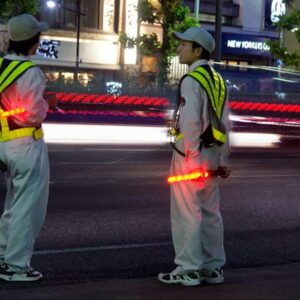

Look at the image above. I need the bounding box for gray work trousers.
[0,136,49,272]
[170,144,226,271]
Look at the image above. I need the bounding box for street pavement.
[0,263,299,299]
[0,143,299,299]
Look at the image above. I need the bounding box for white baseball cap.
[8,14,49,42]
[173,27,215,54]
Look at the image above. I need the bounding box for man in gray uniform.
[0,14,51,281]
[159,27,230,286]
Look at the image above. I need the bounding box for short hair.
[192,41,211,60]
[7,33,40,56]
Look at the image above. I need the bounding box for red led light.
[168,170,209,183]
[230,101,300,113]
[46,92,170,108]
[1,108,26,118]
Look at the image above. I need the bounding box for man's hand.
[0,160,7,172]
[217,166,231,178]
[44,92,57,109]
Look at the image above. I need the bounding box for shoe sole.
[201,277,224,285]
[158,277,201,286]
[0,274,42,282]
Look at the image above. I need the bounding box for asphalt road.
[0,142,299,285]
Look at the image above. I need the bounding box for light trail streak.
[43,123,282,147]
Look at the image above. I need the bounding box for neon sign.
[271,0,286,22]
[227,40,270,51]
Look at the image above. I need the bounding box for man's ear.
[29,41,39,56]
[196,46,203,59]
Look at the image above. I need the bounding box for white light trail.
[43,123,282,147]
[230,132,281,148]
[43,123,169,144]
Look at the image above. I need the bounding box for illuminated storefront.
[220,32,276,65]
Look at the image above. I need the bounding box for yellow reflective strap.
[208,68,220,106]
[215,71,227,118]
[188,72,216,112]
[33,128,44,140]
[212,126,227,144]
[175,132,184,142]
[0,61,21,88]
[0,127,43,142]
[170,127,177,136]
[0,61,35,94]
[0,59,41,143]
[169,127,184,142]
[195,66,216,110]
[189,67,226,120]
[219,73,226,106]
[185,66,228,145]
[0,109,10,136]
[194,67,218,111]
[211,69,222,116]
[196,67,225,118]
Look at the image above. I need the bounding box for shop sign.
[222,33,276,56]
[37,39,61,59]
[227,40,270,51]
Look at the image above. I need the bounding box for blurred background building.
[0,0,298,136]
[0,0,288,84]
[185,0,279,66]
[283,0,300,56]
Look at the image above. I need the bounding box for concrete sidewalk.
[0,263,299,300]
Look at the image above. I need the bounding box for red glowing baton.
[168,168,230,183]
[168,170,209,183]
[0,108,25,118]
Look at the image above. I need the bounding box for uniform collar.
[4,54,30,61]
[188,59,209,72]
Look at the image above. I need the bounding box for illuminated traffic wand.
[0,108,25,118]
[168,168,230,183]
[0,108,26,173]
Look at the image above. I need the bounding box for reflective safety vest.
[0,58,44,142]
[187,65,227,145]
[170,65,228,156]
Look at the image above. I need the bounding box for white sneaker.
[158,269,201,286]
[199,268,224,284]
[0,263,42,282]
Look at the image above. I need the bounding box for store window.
[59,0,100,30]
[40,0,115,32]
[82,0,100,30]
[199,13,232,25]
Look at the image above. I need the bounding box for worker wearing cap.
[0,14,51,282]
[158,27,230,286]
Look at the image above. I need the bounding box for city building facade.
[0,0,288,83]
[184,0,283,65]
